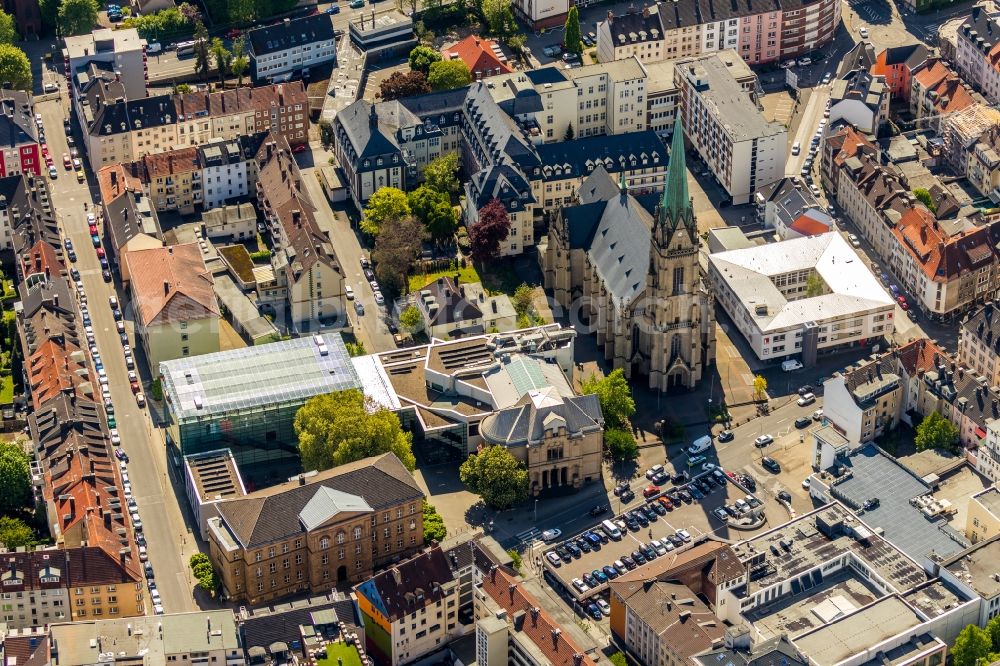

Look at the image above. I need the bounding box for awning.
[976,426,987,439]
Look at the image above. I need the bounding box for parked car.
[761,457,781,473]
[754,434,773,447]
[717,429,734,442]
[797,392,816,406]
[795,416,812,428]
[541,529,562,542]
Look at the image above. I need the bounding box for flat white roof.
[709,232,894,333]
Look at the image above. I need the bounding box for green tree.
[564,123,574,141]
[175,83,194,94]
[915,411,959,452]
[0,442,31,517]
[753,374,768,401]
[0,45,31,91]
[805,272,825,297]
[913,188,936,214]
[581,368,635,430]
[345,341,366,357]
[408,45,441,74]
[230,36,249,86]
[191,559,219,595]
[399,304,422,332]
[512,283,534,317]
[408,185,458,241]
[952,625,993,666]
[57,0,99,36]
[422,500,447,542]
[468,198,510,264]
[362,187,411,236]
[428,59,472,91]
[0,10,19,44]
[605,428,638,462]
[610,653,627,666]
[564,6,582,54]
[459,445,529,509]
[294,389,416,472]
[318,119,334,146]
[506,548,522,571]
[374,216,425,295]
[507,33,526,54]
[423,152,460,196]
[210,37,231,85]
[193,21,211,81]
[189,552,210,568]
[40,0,60,29]
[988,614,1000,653]
[0,516,33,548]
[482,0,514,36]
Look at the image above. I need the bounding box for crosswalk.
[517,527,541,542]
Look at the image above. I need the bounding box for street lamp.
[533,499,538,522]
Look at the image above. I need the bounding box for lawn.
[408,263,481,293]
[318,642,363,666]
[0,375,13,405]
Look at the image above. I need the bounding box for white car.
[797,392,816,406]
[676,529,692,542]
[847,233,861,248]
[701,462,717,472]
[802,477,812,489]
[754,434,774,447]
[139,546,148,562]
[645,464,664,479]
[571,578,590,593]
[812,409,824,421]
[545,551,561,566]
[345,285,354,300]
[374,291,385,306]
[859,26,869,38]
[541,529,562,542]
[110,429,120,445]
[596,598,611,614]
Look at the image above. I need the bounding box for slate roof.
[537,130,666,182]
[838,40,878,79]
[695,637,806,666]
[214,453,422,548]
[962,302,1000,358]
[354,547,455,622]
[418,275,484,327]
[0,90,37,148]
[247,14,335,57]
[464,82,539,170]
[335,99,406,163]
[585,178,654,305]
[467,162,534,211]
[240,594,358,654]
[88,94,176,137]
[878,43,927,67]
[480,387,603,447]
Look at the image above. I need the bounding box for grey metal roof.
[587,187,654,306]
[480,387,603,447]
[298,486,372,531]
[833,446,967,561]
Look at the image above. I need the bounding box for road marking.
[517,527,540,542]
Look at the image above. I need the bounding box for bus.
[175,40,201,57]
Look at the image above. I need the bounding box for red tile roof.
[481,565,597,666]
[21,240,63,280]
[124,243,217,327]
[444,36,512,78]
[789,212,831,236]
[97,163,143,204]
[891,207,996,282]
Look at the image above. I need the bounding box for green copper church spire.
[660,114,694,231]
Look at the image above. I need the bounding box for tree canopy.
[423,152,460,196]
[459,445,529,509]
[0,10,19,44]
[913,188,937,214]
[57,0,99,36]
[363,187,411,236]
[605,428,638,461]
[295,389,416,472]
[122,4,194,40]
[564,6,582,54]
[408,185,458,241]
[379,70,431,101]
[0,45,31,92]
[753,374,768,401]
[915,411,959,453]
[0,442,31,517]
[428,59,472,91]
[468,198,510,264]
[0,516,33,548]
[482,0,515,37]
[581,368,635,430]
[422,500,447,542]
[373,216,425,294]
[952,625,993,666]
[408,45,441,74]
[399,304,423,332]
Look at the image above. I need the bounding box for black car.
[589,505,608,517]
[649,501,666,515]
[651,471,669,485]
[907,309,918,322]
[582,573,597,587]
[387,321,399,334]
[102,270,112,282]
[697,479,712,493]
[556,546,571,561]
[632,511,649,527]
[798,385,814,396]
[795,416,812,429]
[671,471,689,484]
[70,267,80,280]
[603,565,619,579]
[565,543,582,557]
[641,546,656,560]
[724,505,740,518]
[688,486,703,500]
[624,518,640,531]
[777,490,792,502]
[621,555,636,569]
[576,538,592,553]
[642,507,658,521]
[678,489,692,503]
[762,457,781,473]
[613,482,631,496]
[632,550,647,565]
[620,489,635,502]
[666,534,684,547]
[717,430,734,442]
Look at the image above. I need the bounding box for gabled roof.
[247,14,335,57]
[124,243,217,327]
[354,547,455,622]
[298,487,373,531]
[214,453,422,548]
[445,35,512,78]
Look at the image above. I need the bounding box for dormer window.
[377,158,383,166]
[393,155,399,163]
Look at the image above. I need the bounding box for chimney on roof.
[298,474,306,485]
[163,280,169,296]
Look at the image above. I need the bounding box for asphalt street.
[39,97,196,615]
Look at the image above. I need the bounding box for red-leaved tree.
[469,198,511,264]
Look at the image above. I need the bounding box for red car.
[63,153,72,169]
[658,496,673,511]
[130,380,140,394]
[225,28,242,39]
[88,223,98,235]
[291,143,308,154]
[642,484,660,499]
[899,300,909,310]
[96,247,105,258]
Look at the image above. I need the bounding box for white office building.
[707,232,896,363]
[247,14,336,83]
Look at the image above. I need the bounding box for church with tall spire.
[543,116,715,392]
